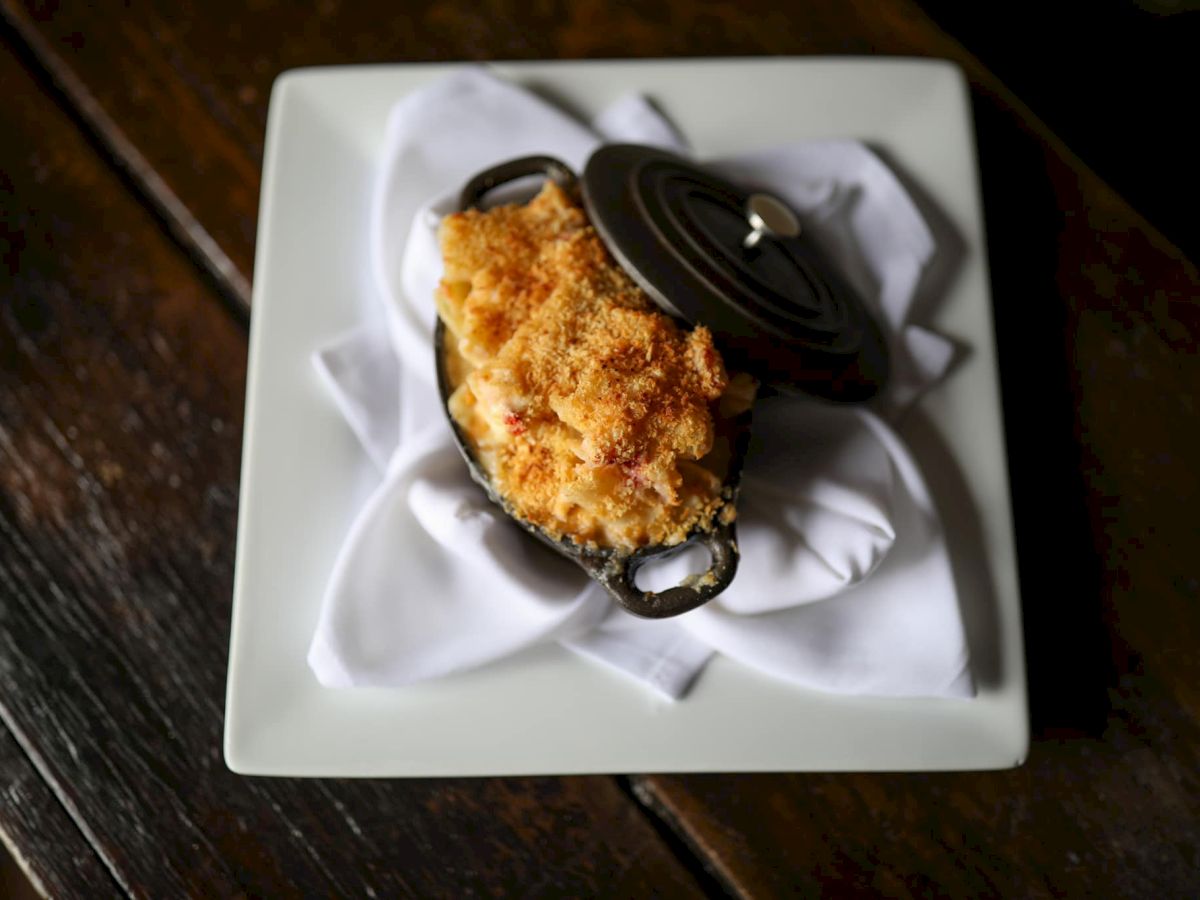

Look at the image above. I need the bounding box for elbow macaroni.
[437,182,752,551]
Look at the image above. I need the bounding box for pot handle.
[583,520,740,620]
[459,156,578,211]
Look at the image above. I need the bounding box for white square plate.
[225,58,1028,776]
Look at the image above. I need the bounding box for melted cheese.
[438,182,750,551]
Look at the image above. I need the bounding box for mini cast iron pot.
[434,146,888,619]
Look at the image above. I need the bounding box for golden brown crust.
[438,182,740,551]
[437,182,588,364]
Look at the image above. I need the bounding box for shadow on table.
[875,99,1120,737]
[0,843,38,900]
[971,94,1120,738]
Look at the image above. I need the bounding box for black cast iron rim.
[436,153,745,618]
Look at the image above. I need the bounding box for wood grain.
[632,58,1200,900]
[8,0,1169,310]
[1,725,120,899]
[0,43,704,898]
[3,0,1200,895]
[0,0,873,307]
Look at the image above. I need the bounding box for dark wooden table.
[2,2,1197,897]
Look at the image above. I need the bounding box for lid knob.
[742,193,801,249]
[582,144,889,400]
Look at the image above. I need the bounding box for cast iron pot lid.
[580,144,888,402]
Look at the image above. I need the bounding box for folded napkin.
[307,67,974,700]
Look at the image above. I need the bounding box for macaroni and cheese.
[437,181,753,551]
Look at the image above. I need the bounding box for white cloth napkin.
[307,67,974,700]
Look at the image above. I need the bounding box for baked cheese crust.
[437,181,750,551]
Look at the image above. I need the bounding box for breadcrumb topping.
[438,181,745,551]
